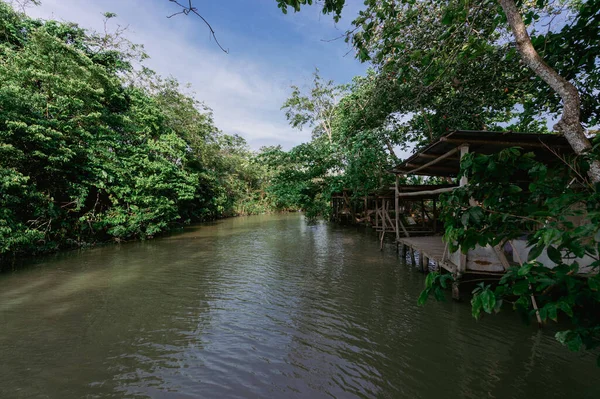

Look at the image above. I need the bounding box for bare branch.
[167,0,229,54]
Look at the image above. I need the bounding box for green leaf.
[480,289,496,314]
[425,272,436,289]
[518,262,534,276]
[512,280,530,295]
[441,11,453,25]
[557,301,573,318]
[589,275,600,291]
[527,244,544,262]
[417,289,430,306]
[546,245,562,264]
[461,212,470,226]
[471,294,482,319]
[567,334,583,352]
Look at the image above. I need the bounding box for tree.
[498,0,600,182]
[0,2,277,260]
[281,69,345,144]
[276,0,600,182]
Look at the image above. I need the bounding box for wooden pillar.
[423,256,429,273]
[459,144,469,187]
[452,280,460,300]
[433,199,437,233]
[458,143,470,275]
[375,198,379,229]
[410,247,416,266]
[418,251,424,271]
[395,175,400,241]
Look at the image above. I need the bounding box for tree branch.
[498,0,600,183]
[167,0,229,54]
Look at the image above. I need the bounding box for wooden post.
[458,144,470,275]
[452,281,461,300]
[459,144,469,187]
[418,252,424,271]
[433,199,438,233]
[423,256,429,273]
[410,247,416,266]
[395,175,400,242]
[375,198,379,229]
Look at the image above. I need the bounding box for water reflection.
[0,214,598,398]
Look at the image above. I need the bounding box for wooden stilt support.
[452,280,461,300]
[410,247,416,266]
[423,256,429,273]
[418,252,424,271]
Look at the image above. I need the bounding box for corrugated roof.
[391,130,573,177]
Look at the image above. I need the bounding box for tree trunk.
[498,0,600,183]
[385,138,399,162]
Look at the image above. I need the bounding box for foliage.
[0,3,275,261]
[281,69,345,143]
[267,70,399,218]
[270,0,600,365]
[417,272,454,305]
[430,146,600,363]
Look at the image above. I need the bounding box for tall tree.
[498,0,600,182]
[281,69,345,144]
[276,0,600,181]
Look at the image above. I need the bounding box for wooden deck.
[397,236,457,273]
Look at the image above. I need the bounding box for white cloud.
[24,0,362,150]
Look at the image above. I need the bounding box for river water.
[0,214,598,398]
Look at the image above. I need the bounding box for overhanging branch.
[167,0,229,54]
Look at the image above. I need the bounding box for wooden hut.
[389,130,576,298]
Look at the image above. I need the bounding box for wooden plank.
[440,136,572,148]
[404,147,460,175]
[397,186,457,198]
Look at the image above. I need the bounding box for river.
[0,214,598,398]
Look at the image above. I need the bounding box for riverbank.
[0,211,302,273]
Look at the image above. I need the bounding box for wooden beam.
[417,153,461,160]
[405,147,460,175]
[440,137,572,148]
[397,186,457,198]
[394,164,459,175]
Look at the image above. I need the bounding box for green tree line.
[0,2,276,260]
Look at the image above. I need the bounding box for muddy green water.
[0,214,598,398]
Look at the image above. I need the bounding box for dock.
[397,236,456,274]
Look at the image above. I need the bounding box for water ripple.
[1,215,599,398]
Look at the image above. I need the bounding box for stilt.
[422,256,429,273]
[452,279,461,301]
[410,247,416,266]
[418,252,424,271]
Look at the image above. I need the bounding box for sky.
[23,0,368,150]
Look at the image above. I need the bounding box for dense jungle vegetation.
[1,0,600,363]
[0,2,276,258]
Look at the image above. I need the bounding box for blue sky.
[25,0,368,149]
